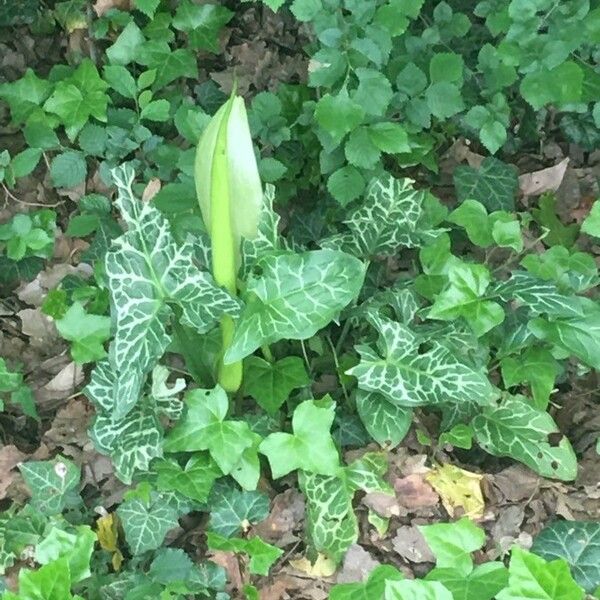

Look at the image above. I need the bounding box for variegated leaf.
[322,175,443,258]
[348,315,494,408]
[225,249,365,363]
[99,165,238,419]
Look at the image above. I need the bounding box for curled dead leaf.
[426,464,485,519]
[519,158,569,197]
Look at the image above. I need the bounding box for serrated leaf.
[323,175,443,258]
[135,41,198,89]
[315,92,365,145]
[149,548,194,584]
[243,356,309,414]
[349,314,493,408]
[94,165,237,419]
[164,386,255,475]
[225,249,364,363]
[327,166,366,205]
[117,493,179,555]
[419,518,485,575]
[356,389,412,448]
[454,157,518,212]
[19,456,80,515]
[208,480,270,537]
[260,400,340,478]
[497,547,584,600]
[368,122,411,154]
[472,396,577,481]
[352,68,393,116]
[50,151,87,188]
[206,532,283,576]
[385,579,454,600]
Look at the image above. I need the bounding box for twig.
[2,183,63,209]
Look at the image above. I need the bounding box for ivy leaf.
[260,400,340,478]
[426,562,508,600]
[208,480,270,537]
[43,59,109,140]
[356,389,412,448]
[136,41,198,89]
[56,302,111,363]
[531,521,600,593]
[173,1,233,52]
[95,165,237,419]
[164,387,255,475]
[472,395,577,481]
[117,493,179,555]
[582,200,600,238]
[454,157,518,212]
[106,21,145,65]
[385,579,453,600]
[497,547,584,600]
[531,194,579,248]
[149,548,193,584]
[0,69,52,124]
[419,518,486,575]
[501,347,561,410]
[315,92,365,145]
[429,262,505,337]
[154,454,221,503]
[349,314,494,408]
[225,249,365,363]
[243,356,309,414]
[323,175,443,258]
[206,532,283,576]
[16,557,73,600]
[330,565,404,600]
[134,0,160,17]
[19,456,80,515]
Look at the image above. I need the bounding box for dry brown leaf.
[93,0,131,17]
[17,308,59,349]
[253,488,304,543]
[391,525,435,563]
[209,550,244,590]
[394,474,440,510]
[362,491,400,518]
[0,445,26,500]
[336,544,380,584]
[519,158,569,197]
[485,465,542,503]
[142,178,161,203]
[44,397,91,450]
[426,464,484,519]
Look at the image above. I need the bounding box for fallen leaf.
[289,554,336,578]
[485,465,541,503]
[394,474,440,510]
[142,178,161,203]
[336,544,380,584]
[96,512,123,570]
[362,491,400,518]
[391,525,435,563]
[44,397,91,450]
[0,445,26,500]
[491,505,525,542]
[93,0,130,17]
[209,550,244,590]
[426,464,485,519]
[519,158,569,197]
[252,488,305,543]
[17,308,60,349]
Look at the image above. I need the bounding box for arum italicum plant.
[195,92,263,392]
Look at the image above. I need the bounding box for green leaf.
[243,356,309,414]
[532,521,600,593]
[19,456,80,515]
[396,63,428,97]
[497,547,584,600]
[315,92,365,145]
[472,395,577,481]
[349,314,493,408]
[454,157,518,212]
[419,518,486,575]
[164,387,255,475]
[106,21,145,65]
[531,194,579,248]
[582,201,600,238]
[529,299,600,370]
[206,532,283,576]
[173,2,233,52]
[149,548,194,584]
[43,59,109,140]
[140,98,170,122]
[154,454,221,503]
[290,0,322,21]
[134,0,160,17]
[352,68,393,116]
[356,389,412,448]
[323,175,443,257]
[426,562,508,600]
[208,481,270,537]
[345,127,381,169]
[16,556,73,600]
[426,82,464,119]
[225,249,364,363]
[501,347,561,409]
[10,148,42,179]
[260,400,340,478]
[50,151,87,188]
[447,200,494,247]
[93,165,237,419]
[56,302,111,363]
[117,493,179,555]
[429,52,464,83]
[384,579,453,600]
[24,115,60,150]
[330,565,404,600]
[368,122,411,154]
[103,65,137,99]
[136,41,198,89]
[429,262,505,336]
[0,69,52,124]
[328,166,366,205]
[520,61,584,110]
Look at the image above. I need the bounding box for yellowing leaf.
[96,512,123,571]
[426,464,484,519]
[289,553,336,577]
